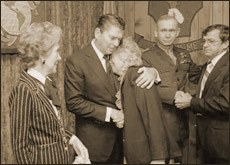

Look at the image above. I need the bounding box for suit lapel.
[20,71,59,122]
[196,65,207,98]
[202,52,229,97]
[85,45,117,96]
[173,48,181,67]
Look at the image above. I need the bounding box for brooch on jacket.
[180,53,192,64]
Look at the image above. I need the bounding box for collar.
[91,39,104,60]
[27,68,46,85]
[157,42,173,52]
[210,50,227,66]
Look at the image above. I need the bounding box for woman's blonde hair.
[17,21,62,68]
[113,36,142,75]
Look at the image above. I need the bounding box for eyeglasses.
[202,39,222,46]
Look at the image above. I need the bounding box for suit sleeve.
[131,74,168,159]
[8,85,34,164]
[64,57,106,121]
[188,62,204,84]
[190,69,229,115]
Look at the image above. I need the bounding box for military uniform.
[142,43,192,160]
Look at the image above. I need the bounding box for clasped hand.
[174,91,192,109]
[111,109,124,128]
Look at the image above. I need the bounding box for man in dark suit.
[142,14,194,164]
[64,14,158,164]
[175,24,229,164]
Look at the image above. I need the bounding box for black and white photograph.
[1,1,229,164]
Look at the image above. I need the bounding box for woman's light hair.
[113,36,142,75]
[17,21,62,68]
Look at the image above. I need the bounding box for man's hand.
[69,135,90,163]
[175,92,192,109]
[174,91,184,100]
[136,67,160,89]
[73,155,91,164]
[111,109,124,128]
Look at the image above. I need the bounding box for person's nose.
[57,53,61,60]
[166,31,170,38]
[203,40,209,48]
[113,39,120,47]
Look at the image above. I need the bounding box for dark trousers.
[91,131,123,164]
[202,151,229,164]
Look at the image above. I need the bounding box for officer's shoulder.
[142,44,157,54]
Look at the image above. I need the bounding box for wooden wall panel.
[1,54,21,164]
[212,1,223,24]
[134,2,151,41]
[223,1,229,26]
[124,1,135,37]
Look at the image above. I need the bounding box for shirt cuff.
[153,68,161,83]
[105,107,112,122]
[69,135,77,145]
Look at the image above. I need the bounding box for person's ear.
[95,28,101,39]
[222,40,229,49]
[176,28,180,37]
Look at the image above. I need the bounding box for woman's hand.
[69,135,91,164]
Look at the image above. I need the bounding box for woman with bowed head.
[8,22,90,164]
[110,37,169,164]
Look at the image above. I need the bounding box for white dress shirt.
[27,68,59,118]
[91,39,112,122]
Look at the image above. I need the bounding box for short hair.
[17,21,62,68]
[96,14,125,32]
[112,36,142,75]
[157,15,179,28]
[202,24,229,43]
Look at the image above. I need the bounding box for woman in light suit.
[110,37,169,164]
[8,22,90,164]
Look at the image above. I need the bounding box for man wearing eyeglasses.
[174,24,229,164]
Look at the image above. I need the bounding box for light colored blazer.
[8,70,72,164]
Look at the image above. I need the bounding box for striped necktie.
[103,54,118,91]
[199,61,213,98]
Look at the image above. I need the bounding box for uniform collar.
[157,42,173,53]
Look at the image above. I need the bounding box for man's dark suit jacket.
[142,45,192,158]
[64,44,121,162]
[189,52,229,161]
[121,66,169,164]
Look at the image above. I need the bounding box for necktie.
[199,61,213,98]
[103,54,118,91]
[165,49,177,65]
